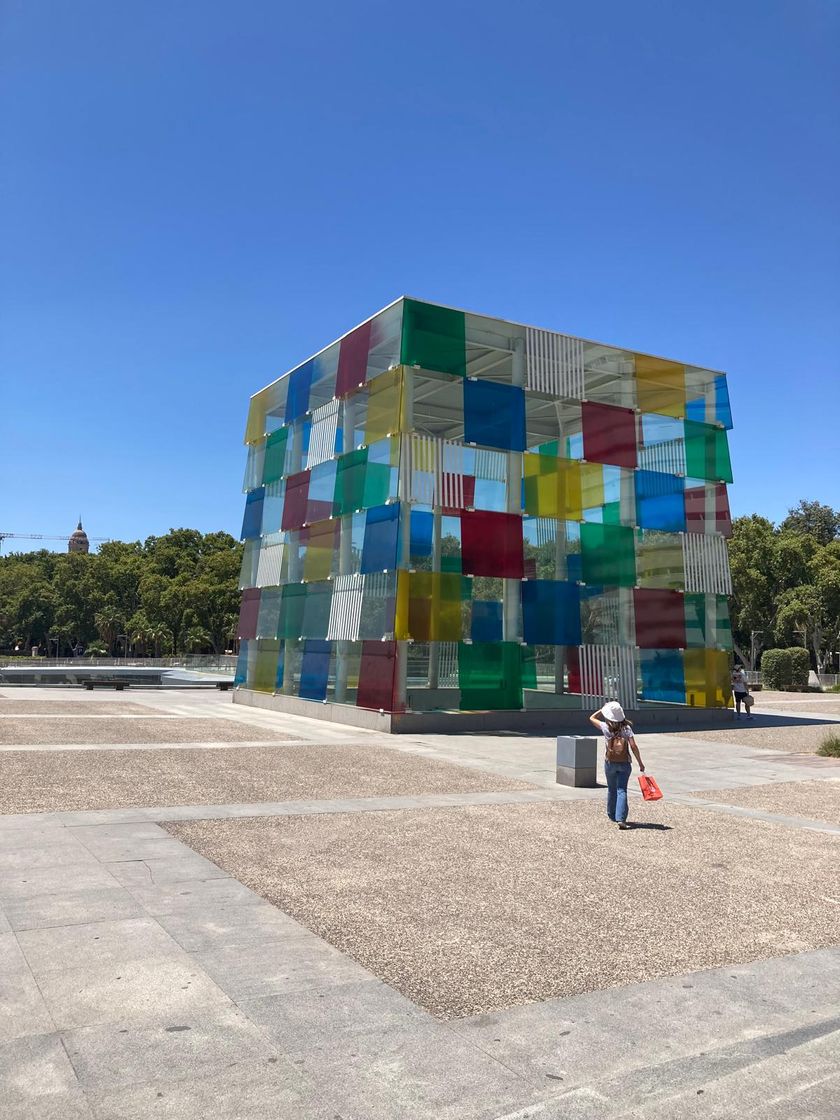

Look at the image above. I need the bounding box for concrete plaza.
[1,687,839,1118]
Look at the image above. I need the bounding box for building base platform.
[232,689,736,734]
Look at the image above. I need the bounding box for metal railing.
[3,655,237,673]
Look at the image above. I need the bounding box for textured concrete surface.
[0,717,294,745]
[666,723,837,753]
[166,798,840,1018]
[2,686,839,1117]
[694,778,840,826]
[0,700,156,714]
[0,744,530,814]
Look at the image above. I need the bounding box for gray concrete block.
[3,886,144,932]
[0,840,99,874]
[156,902,305,953]
[556,736,598,788]
[84,1058,330,1120]
[62,1005,274,1089]
[17,917,185,977]
[194,938,366,1002]
[240,978,428,1054]
[0,933,55,1042]
[0,1034,92,1119]
[37,954,231,1030]
[0,863,120,901]
[107,853,227,888]
[124,877,262,915]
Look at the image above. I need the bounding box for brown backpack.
[605,732,630,763]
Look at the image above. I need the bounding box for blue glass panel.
[464,380,526,452]
[299,639,331,701]
[284,360,314,424]
[234,641,249,686]
[640,649,685,703]
[685,396,707,423]
[275,643,285,689]
[715,375,733,429]
[471,599,503,642]
[240,488,265,540]
[566,553,582,582]
[361,503,400,573]
[635,471,686,532]
[410,509,433,560]
[522,580,582,645]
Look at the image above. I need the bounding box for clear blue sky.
[2,0,838,552]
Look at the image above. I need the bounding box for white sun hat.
[600,701,625,723]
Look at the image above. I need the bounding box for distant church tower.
[68,518,90,554]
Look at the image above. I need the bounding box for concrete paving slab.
[17,916,186,977]
[37,954,231,1030]
[155,901,305,952]
[0,932,55,1042]
[122,876,263,915]
[0,1033,91,1119]
[61,1004,276,1089]
[2,886,144,932]
[284,1019,539,1120]
[83,1057,332,1120]
[240,978,429,1053]
[106,852,228,887]
[0,862,121,901]
[193,936,367,1001]
[0,840,101,873]
[0,717,295,745]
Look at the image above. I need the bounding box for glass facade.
[237,298,734,712]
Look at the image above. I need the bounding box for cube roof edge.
[247,294,727,407]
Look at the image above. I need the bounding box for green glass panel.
[401,299,466,377]
[333,448,368,515]
[278,584,306,639]
[263,427,288,485]
[684,421,733,483]
[684,593,707,647]
[363,462,392,509]
[602,501,622,525]
[252,639,280,693]
[458,642,523,710]
[580,523,636,587]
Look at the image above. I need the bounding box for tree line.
[729,500,840,671]
[0,501,837,669]
[0,530,243,657]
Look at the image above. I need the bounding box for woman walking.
[731,665,752,719]
[589,701,645,830]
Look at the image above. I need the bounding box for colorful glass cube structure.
[236,298,734,715]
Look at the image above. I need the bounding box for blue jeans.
[605,761,632,822]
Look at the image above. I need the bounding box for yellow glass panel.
[394,571,464,641]
[395,569,411,640]
[302,523,336,582]
[523,456,582,519]
[245,388,271,444]
[580,463,605,510]
[365,367,404,444]
[635,355,686,418]
[684,648,731,708]
[252,639,280,693]
[636,531,685,589]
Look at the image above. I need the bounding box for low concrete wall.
[232,689,735,734]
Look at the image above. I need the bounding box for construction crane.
[0,532,111,553]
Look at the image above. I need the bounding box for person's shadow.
[625,822,672,831]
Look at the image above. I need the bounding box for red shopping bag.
[638,774,663,801]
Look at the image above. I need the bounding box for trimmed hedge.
[760,647,810,691]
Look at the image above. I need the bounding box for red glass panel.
[336,320,372,397]
[633,588,686,649]
[237,588,260,640]
[357,640,399,711]
[582,402,637,469]
[461,510,524,578]
[281,470,310,531]
[684,483,732,537]
[442,475,475,514]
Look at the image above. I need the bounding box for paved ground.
[1,686,839,1118]
[694,778,840,826]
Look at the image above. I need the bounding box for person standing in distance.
[589,701,645,830]
[731,664,752,719]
